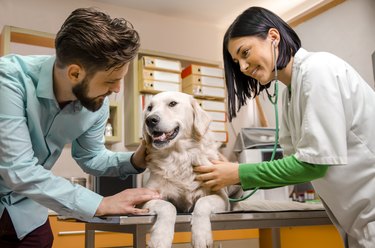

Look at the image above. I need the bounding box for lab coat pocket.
[363,221,375,245]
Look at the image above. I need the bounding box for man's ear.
[191,96,211,141]
[67,64,85,83]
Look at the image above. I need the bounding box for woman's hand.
[194,160,240,191]
[95,188,161,216]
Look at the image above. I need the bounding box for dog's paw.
[147,240,172,248]
[191,221,213,248]
[191,231,213,248]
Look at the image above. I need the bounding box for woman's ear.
[191,96,211,141]
[268,28,280,46]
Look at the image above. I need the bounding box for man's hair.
[223,7,301,121]
[55,7,140,74]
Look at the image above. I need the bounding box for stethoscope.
[229,40,280,202]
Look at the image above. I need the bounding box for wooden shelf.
[0,25,55,56]
[105,101,122,144]
[49,216,133,248]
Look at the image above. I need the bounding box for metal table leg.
[271,228,281,248]
[85,224,95,248]
[134,225,148,248]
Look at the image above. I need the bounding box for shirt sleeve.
[71,99,142,178]
[238,155,328,190]
[0,65,102,219]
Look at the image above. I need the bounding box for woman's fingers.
[193,165,213,173]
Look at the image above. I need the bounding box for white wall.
[0,0,223,61]
[294,0,375,88]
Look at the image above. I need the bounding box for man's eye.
[169,101,177,107]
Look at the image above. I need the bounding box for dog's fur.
[142,91,242,248]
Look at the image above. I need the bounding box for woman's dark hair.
[223,6,301,121]
[55,7,140,74]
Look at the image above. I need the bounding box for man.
[0,7,159,247]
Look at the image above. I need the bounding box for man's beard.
[72,77,107,112]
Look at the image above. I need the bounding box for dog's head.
[143,92,211,149]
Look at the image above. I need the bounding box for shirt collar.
[36,55,57,100]
[293,48,309,68]
[36,56,85,112]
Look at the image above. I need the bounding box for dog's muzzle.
[146,114,179,147]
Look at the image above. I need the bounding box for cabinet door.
[49,216,133,248]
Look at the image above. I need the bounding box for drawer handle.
[58,230,106,236]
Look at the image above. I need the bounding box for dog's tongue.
[154,133,167,141]
[153,130,174,141]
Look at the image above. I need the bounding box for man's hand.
[131,140,147,169]
[95,188,161,216]
[194,160,240,191]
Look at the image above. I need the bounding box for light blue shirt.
[0,54,141,239]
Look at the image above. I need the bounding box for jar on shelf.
[105,120,113,136]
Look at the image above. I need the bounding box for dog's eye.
[168,101,178,107]
[147,105,152,111]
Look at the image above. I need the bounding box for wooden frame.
[0,25,55,56]
[288,0,345,27]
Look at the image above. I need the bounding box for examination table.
[59,200,332,248]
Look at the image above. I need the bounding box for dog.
[142,91,242,248]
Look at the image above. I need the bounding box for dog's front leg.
[143,199,177,248]
[191,192,229,248]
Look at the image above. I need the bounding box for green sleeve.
[239,155,328,190]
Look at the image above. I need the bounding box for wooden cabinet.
[51,215,343,248]
[0,25,121,144]
[259,225,343,248]
[50,215,259,247]
[49,216,133,248]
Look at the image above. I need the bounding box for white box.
[238,148,291,202]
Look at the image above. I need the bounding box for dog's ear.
[191,96,211,140]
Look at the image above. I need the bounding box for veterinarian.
[194,6,375,248]
[0,8,160,247]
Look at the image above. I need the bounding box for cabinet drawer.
[49,216,133,248]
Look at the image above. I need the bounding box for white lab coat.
[279,48,375,248]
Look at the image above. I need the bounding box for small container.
[68,177,87,187]
[105,121,113,136]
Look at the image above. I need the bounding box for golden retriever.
[142,91,242,248]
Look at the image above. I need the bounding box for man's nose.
[111,81,121,93]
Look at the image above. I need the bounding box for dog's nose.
[146,114,160,128]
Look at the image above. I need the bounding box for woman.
[194,6,375,248]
